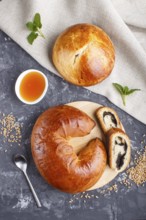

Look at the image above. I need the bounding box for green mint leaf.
[113,82,140,106]
[26,13,45,45]
[27,32,38,45]
[26,22,37,32]
[112,83,124,95]
[26,22,34,31]
[123,86,129,94]
[126,89,141,95]
[33,13,42,28]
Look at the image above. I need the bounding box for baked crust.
[53,23,115,86]
[31,105,107,193]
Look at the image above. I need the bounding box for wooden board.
[66,101,118,190]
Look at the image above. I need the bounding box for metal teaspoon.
[14,154,42,208]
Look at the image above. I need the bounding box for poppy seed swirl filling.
[103,112,117,128]
[114,136,128,170]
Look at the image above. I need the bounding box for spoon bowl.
[14,154,27,172]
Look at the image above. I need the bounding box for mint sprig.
[113,83,140,106]
[26,13,45,45]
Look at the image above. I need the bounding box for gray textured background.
[0,31,146,220]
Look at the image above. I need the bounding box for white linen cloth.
[0,0,146,124]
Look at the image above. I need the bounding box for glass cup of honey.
[15,69,48,104]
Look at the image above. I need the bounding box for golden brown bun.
[31,105,107,193]
[96,106,123,134]
[106,128,131,173]
[52,23,115,86]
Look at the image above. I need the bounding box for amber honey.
[20,71,46,102]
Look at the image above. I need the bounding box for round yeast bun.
[53,23,115,86]
[31,105,107,193]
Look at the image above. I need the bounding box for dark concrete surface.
[0,31,146,220]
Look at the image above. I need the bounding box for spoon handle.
[23,171,42,208]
